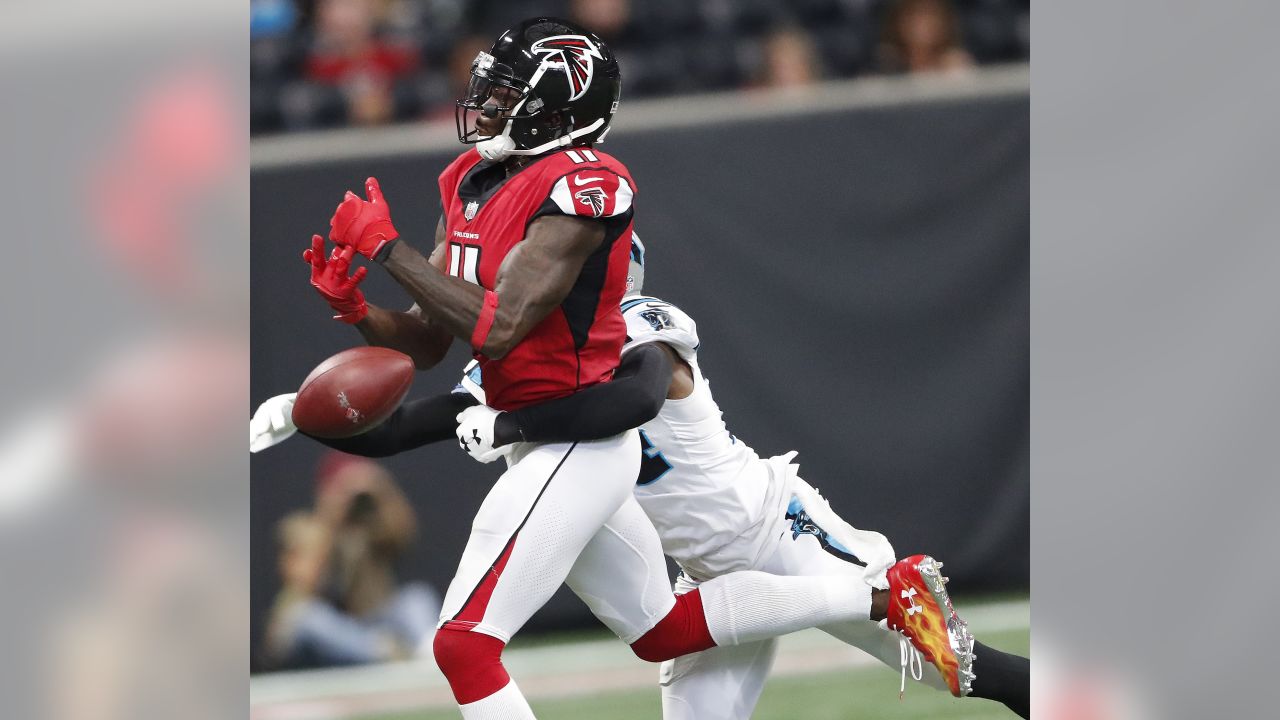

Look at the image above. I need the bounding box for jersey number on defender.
[448,242,481,285]
[637,429,672,486]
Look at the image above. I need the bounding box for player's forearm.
[497,344,673,445]
[355,304,452,370]
[382,242,487,346]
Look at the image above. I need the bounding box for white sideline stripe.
[250,64,1028,170]
[249,599,1028,719]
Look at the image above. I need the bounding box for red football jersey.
[437,147,637,411]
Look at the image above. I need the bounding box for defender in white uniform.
[621,295,786,582]
[612,293,955,717]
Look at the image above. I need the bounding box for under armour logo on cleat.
[901,587,923,616]
[472,429,482,444]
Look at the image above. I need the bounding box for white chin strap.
[475,117,606,162]
[476,133,516,161]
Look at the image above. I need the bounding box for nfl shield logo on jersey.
[464,201,479,221]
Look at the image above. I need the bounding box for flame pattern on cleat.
[886,554,976,697]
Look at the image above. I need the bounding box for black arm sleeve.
[303,343,672,457]
[499,343,673,445]
[302,392,478,457]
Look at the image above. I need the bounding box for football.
[291,347,415,438]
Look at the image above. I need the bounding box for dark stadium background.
[250,87,1028,671]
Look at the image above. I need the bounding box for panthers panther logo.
[786,500,866,566]
[530,35,604,102]
[639,308,675,331]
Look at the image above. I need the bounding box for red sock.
[630,589,717,662]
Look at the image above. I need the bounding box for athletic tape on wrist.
[334,307,367,324]
[373,236,399,263]
[471,290,500,352]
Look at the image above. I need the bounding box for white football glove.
[250,393,298,453]
[455,404,508,464]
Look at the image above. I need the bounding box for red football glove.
[329,177,399,261]
[303,235,369,324]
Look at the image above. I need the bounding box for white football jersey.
[457,296,792,580]
[618,296,789,579]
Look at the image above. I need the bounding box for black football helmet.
[456,17,622,161]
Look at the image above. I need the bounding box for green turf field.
[360,628,1028,720]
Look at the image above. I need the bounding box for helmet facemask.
[456,52,547,158]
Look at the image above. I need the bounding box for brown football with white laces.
[292,347,414,438]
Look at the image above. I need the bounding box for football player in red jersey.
[308,18,913,720]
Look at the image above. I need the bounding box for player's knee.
[630,634,672,663]
[433,627,504,677]
[432,627,510,703]
[630,591,716,663]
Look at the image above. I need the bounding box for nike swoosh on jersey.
[573,175,604,185]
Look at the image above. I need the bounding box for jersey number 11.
[448,243,481,285]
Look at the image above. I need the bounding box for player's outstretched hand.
[250,393,298,453]
[304,235,369,323]
[455,405,509,464]
[329,177,399,262]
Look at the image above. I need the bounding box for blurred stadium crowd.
[251,0,1029,135]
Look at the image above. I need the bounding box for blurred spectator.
[876,0,975,75]
[757,25,822,88]
[251,0,1027,136]
[303,0,420,126]
[428,33,493,123]
[251,0,299,40]
[263,453,439,669]
[569,0,630,41]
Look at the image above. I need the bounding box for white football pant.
[438,430,676,643]
[658,477,951,720]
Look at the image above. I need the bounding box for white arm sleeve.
[620,296,700,362]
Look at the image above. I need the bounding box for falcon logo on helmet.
[531,35,604,102]
[574,186,608,217]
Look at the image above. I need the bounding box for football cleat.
[886,554,976,697]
